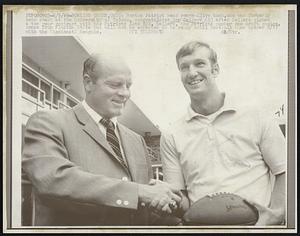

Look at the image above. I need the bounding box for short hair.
[83,54,100,81]
[176,41,218,69]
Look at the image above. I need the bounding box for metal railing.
[146,146,160,163]
[146,146,163,180]
[22,63,80,113]
[152,163,163,180]
[58,100,71,109]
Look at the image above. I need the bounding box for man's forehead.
[179,47,211,63]
[93,53,131,76]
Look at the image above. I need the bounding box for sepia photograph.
[3,4,297,234]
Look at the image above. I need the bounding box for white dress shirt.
[81,100,127,163]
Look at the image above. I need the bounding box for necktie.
[100,118,127,167]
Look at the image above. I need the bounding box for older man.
[160,41,286,225]
[22,52,181,226]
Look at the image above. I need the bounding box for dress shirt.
[82,100,127,164]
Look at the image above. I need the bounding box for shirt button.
[116,199,122,205]
[124,200,129,206]
[122,177,128,181]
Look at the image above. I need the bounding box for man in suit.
[22,52,182,226]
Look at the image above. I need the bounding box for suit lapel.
[73,104,127,169]
[117,124,138,181]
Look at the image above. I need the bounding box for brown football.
[183,192,259,225]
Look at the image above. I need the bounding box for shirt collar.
[82,100,118,126]
[185,92,237,121]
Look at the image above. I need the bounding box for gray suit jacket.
[22,103,153,226]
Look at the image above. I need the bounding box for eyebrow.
[194,58,206,61]
[179,58,207,66]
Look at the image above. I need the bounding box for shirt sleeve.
[160,131,186,190]
[259,113,286,175]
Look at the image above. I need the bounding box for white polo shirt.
[160,95,286,207]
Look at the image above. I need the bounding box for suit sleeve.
[22,111,139,210]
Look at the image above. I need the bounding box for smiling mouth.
[112,100,125,106]
[188,79,204,85]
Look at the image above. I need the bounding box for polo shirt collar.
[82,100,118,126]
[185,92,237,121]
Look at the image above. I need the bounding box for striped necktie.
[100,118,127,167]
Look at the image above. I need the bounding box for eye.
[195,62,205,67]
[179,64,188,71]
[126,82,132,89]
[106,82,122,88]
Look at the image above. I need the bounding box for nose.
[188,64,198,76]
[117,85,130,98]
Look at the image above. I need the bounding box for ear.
[212,63,220,77]
[83,74,94,93]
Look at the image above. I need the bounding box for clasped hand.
[138,179,182,215]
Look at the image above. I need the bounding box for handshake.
[138,179,187,216]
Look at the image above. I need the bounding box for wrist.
[137,184,151,205]
[172,192,189,217]
[180,191,190,211]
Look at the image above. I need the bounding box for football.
[183,192,259,225]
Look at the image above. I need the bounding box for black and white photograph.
[3,4,297,233]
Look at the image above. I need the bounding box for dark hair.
[83,54,100,81]
[176,41,218,69]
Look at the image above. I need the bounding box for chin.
[186,90,200,97]
[110,109,123,118]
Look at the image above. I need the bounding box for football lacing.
[208,191,238,198]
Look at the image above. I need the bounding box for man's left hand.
[247,200,285,226]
